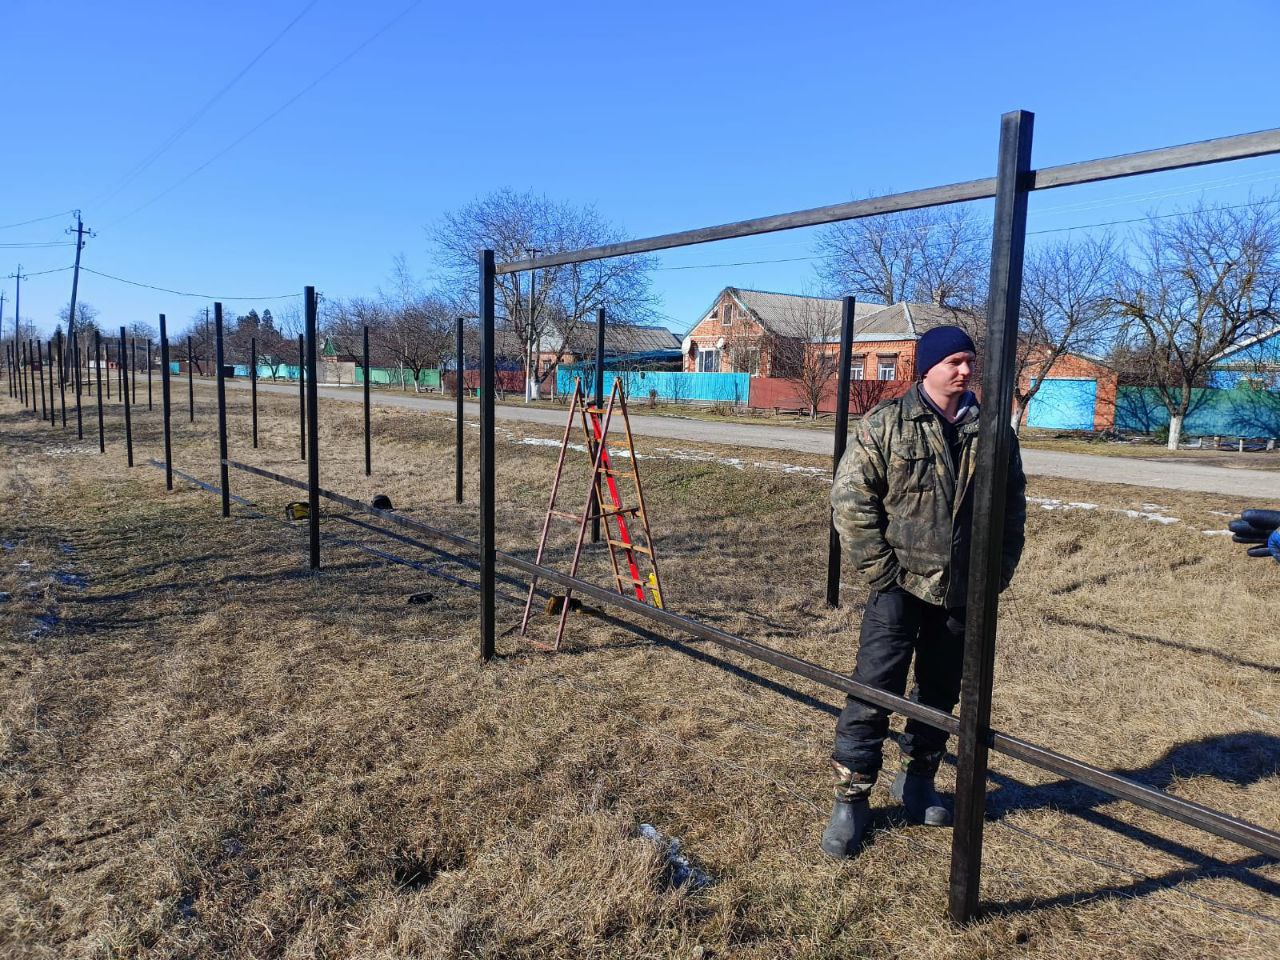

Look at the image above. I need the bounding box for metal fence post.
[591,306,605,544]
[147,338,153,410]
[19,341,28,409]
[187,336,194,421]
[119,327,133,467]
[479,249,496,661]
[37,341,48,422]
[56,331,66,427]
[826,296,856,606]
[73,333,83,438]
[947,109,1034,926]
[304,287,321,569]
[455,316,464,504]
[214,304,230,517]
[47,340,56,423]
[298,333,306,461]
[363,324,371,476]
[250,336,258,449]
[131,338,137,405]
[160,316,172,489]
[93,333,103,453]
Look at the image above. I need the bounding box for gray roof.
[496,322,680,357]
[709,287,971,343]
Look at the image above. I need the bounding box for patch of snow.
[54,572,88,588]
[1028,496,1179,525]
[1119,509,1180,525]
[1202,530,1234,536]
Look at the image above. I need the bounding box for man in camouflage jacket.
[821,325,1026,858]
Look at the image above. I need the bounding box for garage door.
[1026,378,1097,430]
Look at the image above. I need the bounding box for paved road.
[223,380,1280,499]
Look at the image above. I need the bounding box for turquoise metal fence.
[556,366,750,404]
[1116,385,1280,437]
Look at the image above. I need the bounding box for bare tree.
[770,295,842,419]
[434,188,657,402]
[371,258,452,393]
[816,203,989,310]
[1012,235,1120,432]
[1114,198,1280,448]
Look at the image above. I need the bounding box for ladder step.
[616,575,651,588]
[601,468,636,478]
[592,506,639,519]
[550,510,581,522]
[606,539,652,555]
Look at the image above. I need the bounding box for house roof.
[1210,324,1280,364]
[495,322,681,357]
[697,287,971,343]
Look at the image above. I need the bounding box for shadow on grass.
[1045,613,1280,676]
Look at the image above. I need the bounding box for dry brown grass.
[1,384,1278,959]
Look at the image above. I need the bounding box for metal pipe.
[363,324,371,476]
[591,306,605,544]
[479,249,496,660]
[298,333,306,461]
[496,126,1280,274]
[214,304,229,516]
[826,296,856,607]
[119,326,133,467]
[56,331,66,427]
[455,316,464,504]
[160,316,172,489]
[304,288,321,569]
[948,110,1035,925]
[250,336,258,448]
[93,334,103,453]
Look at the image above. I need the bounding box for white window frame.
[877,357,897,381]
[851,356,865,381]
[721,305,733,326]
[697,348,721,373]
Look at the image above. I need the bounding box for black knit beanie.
[914,325,976,379]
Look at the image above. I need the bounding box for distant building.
[1207,327,1280,390]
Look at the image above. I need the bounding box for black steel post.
[119,327,133,467]
[187,336,194,421]
[298,333,306,461]
[304,287,321,569]
[214,304,230,517]
[20,341,29,408]
[56,331,66,428]
[160,316,172,489]
[32,340,41,414]
[94,333,104,453]
[826,296,856,606]
[591,306,606,544]
[362,324,371,476]
[479,250,496,661]
[37,341,47,421]
[147,338,153,410]
[73,333,83,438]
[47,340,56,424]
[455,316,464,504]
[250,336,258,448]
[947,109,1035,926]
[131,338,137,405]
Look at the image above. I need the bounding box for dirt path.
[222,380,1280,499]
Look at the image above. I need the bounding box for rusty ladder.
[520,377,666,650]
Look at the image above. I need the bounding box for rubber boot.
[890,754,951,826]
[820,762,874,858]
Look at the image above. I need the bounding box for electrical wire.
[79,266,302,300]
[0,210,76,231]
[90,0,322,209]
[12,265,75,278]
[104,0,426,227]
[0,241,75,249]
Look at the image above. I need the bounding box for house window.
[877,356,897,381]
[851,356,865,381]
[721,304,733,326]
[697,348,721,373]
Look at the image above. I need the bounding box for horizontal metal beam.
[192,462,1280,860]
[497,126,1280,274]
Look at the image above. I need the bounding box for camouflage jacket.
[831,385,1026,608]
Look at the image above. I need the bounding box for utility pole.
[9,266,27,396]
[64,211,93,380]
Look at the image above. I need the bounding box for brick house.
[682,287,969,379]
[495,322,682,395]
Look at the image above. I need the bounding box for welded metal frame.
[478,116,1280,923]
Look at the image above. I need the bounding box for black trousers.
[832,588,965,778]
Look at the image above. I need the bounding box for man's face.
[923,350,975,399]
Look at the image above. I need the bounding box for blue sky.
[3,0,1279,339]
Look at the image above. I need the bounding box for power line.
[0,241,76,248]
[0,209,76,231]
[79,266,302,300]
[13,265,75,278]
[104,0,426,227]
[91,0,321,208]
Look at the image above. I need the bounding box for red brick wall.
[813,339,919,380]
[1017,350,1118,431]
[683,292,769,373]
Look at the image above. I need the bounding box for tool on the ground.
[285,501,310,521]
[521,377,666,650]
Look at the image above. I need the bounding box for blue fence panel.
[1026,378,1097,430]
[1116,386,1280,437]
[556,366,750,404]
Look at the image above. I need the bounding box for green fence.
[355,367,441,388]
[1116,385,1280,438]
